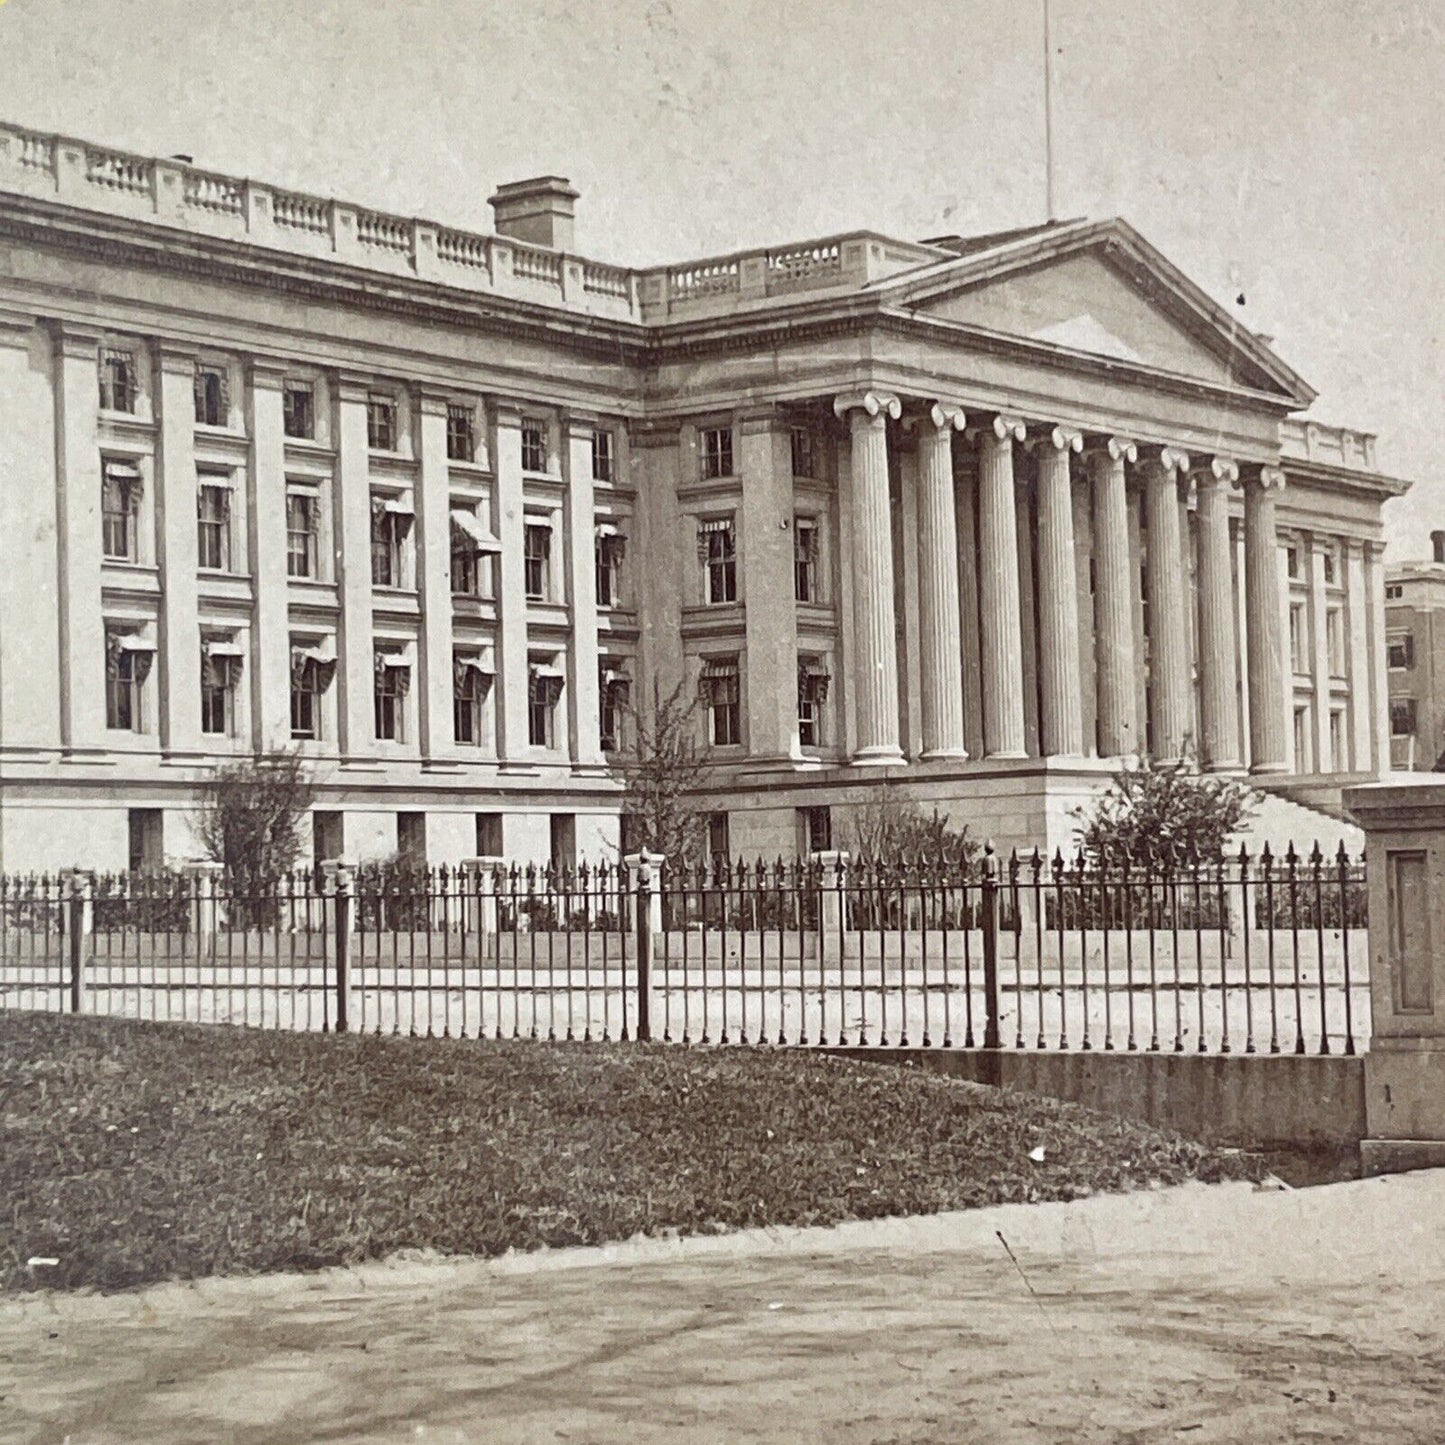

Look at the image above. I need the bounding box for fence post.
[980,842,1002,1050]
[624,850,664,1042]
[183,860,224,955]
[1225,849,1249,962]
[461,855,505,940]
[812,849,850,963]
[321,858,354,1034]
[62,869,94,1014]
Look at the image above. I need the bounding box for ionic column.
[1140,446,1192,762]
[1035,426,1084,756]
[1194,457,1241,771]
[976,416,1027,758]
[915,403,968,759]
[1088,437,1138,757]
[833,391,904,765]
[1244,465,1289,773]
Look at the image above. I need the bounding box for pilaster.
[335,374,376,761]
[416,391,456,764]
[565,414,605,773]
[249,361,291,750]
[493,405,533,771]
[1364,540,1391,775]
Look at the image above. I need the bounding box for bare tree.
[195,750,317,893]
[615,679,714,866]
[841,782,979,866]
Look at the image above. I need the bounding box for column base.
[1204,759,1246,775]
[920,747,970,763]
[851,746,906,767]
[1250,761,1291,776]
[983,749,1029,761]
[1360,1138,1445,1177]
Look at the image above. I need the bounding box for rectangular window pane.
[283,383,315,440]
[99,348,137,413]
[447,403,474,462]
[521,420,548,474]
[194,365,228,427]
[700,427,733,480]
[367,394,396,451]
[591,429,614,483]
[286,492,317,579]
[197,483,231,571]
[524,523,551,600]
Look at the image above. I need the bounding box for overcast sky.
[1,0,1439,554]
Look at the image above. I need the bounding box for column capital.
[1193,455,1240,487]
[1243,462,1288,493]
[926,402,968,432]
[249,358,290,390]
[336,371,374,405]
[1040,425,1084,453]
[1087,435,1138,464]
[1139,443,1191,475]
[50,322,104,361]
[417,389,453,420]
[990,414,1027,442]
[833,390,901,422]
[155,340,199,374]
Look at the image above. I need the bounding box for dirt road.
[3,1172,1444,1443]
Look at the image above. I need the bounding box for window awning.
[594,521,622,540]
[115,634,156,654]
[455,646,496,676]
[450,508,502,554]
[699,657,737,679]
[103,459,142,482]
[372,494,415,517]
[600,660,630,684]
[697,517,732,534]
[529,662,565,683]
[290,639,336,666]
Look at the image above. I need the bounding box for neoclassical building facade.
[0,124,1409,869]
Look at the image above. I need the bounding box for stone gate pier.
[1347,779,1445,1175]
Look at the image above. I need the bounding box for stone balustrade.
[0,122,947,326]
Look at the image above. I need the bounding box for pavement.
[3,1170,1445,1443]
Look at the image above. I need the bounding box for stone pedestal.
[1346,780,1445,1174]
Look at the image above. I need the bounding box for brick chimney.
[487,176,579,252]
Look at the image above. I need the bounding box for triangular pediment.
[883,223,1314,403]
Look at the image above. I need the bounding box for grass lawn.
[1,1013,1267,1294]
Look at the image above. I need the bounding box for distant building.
[1385,533,1445,772]
[0,123,1412,870]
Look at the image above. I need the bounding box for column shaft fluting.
[837,393,904,765]
[1142,451,1192,762]
[977,419,1027,757]
[1196,463,1241,770]
[1245,468,1289,773]
[1036,431,1084,756]
[916,408,967,759]
[1089,443,1137,756]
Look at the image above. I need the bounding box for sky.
[0,0,1440,555]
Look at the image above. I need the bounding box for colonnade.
[832,391,1289,773]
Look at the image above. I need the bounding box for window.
[200,639,242,737]
[193,363,228,427]
[706,812,730,867]
[1322,546,1338,586]
[447,403,475,463]
[595,526,624,607]
[451,525,479,598]
[450,507,497,599]
[397,812,427,863]
[700,426,733,480]
[286,489,319,579]
[1293,706,1311,772]
[99,347,137,413]
[371,496,413,588]
[1329,709,1346,771]
[1288,602,1306,673]
[367,392,397,451]
[1326,606,1345,676]
[521,417,549,474]
[1391,699,1417,738]
[524,521,552,601]
[197,478,232,571]
[453,654,490,746]
[591,429,615,483]
[475,813,503,857]
[1388,633,1416,670]
[802,806,832,854]
[127,809,162,874]
[373,655,409,741]
[698,517,737,604]
[528,660,564,748]
[283,381,315,440]
[699,657,741,746]
[599,665,630,753]
[1386,583,1404,601]
[105,629,152,733]
[1285,543,1301,580]
[290,642,333,741]
[550,814,576,870]
[797,659,830,748]
[794,518,818,602]
[102,459,141,561]
[790,425,816,479]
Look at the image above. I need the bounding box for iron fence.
[0,845,1369,1055]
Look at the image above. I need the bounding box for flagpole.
[1043,0,1056,222]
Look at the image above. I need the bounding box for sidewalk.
[3,1171,1444,1444]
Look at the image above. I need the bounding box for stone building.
[0,124,1410,870]
[1384,534,1445,773]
